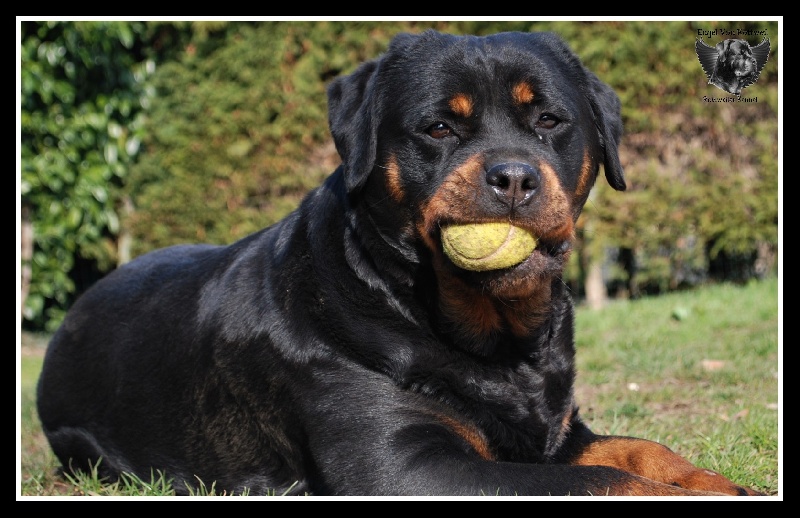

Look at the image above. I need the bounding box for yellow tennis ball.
[441,222,537,271]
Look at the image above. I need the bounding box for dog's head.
[327,31,625,346]
[716,39,758,78]
[712,39,758,94]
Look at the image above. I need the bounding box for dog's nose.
[485,162,540,207]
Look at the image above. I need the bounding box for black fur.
[37,30,760,496]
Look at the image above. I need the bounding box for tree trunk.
[585,259,608,310]
[20,204,33,317]
[619,247,640,299]
[117,196,134,266]
[754,241,776,279]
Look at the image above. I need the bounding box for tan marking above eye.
[512,82,535,105]
[449,93,473,118]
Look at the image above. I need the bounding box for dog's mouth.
[434,220,574,279]
[426,221,573,302]
[455,237,571,274]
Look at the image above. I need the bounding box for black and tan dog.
[37,30,762,496]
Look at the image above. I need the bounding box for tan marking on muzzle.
[537,161,575,243]
[417,155,485,250]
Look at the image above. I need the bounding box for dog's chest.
[405,349,575,460]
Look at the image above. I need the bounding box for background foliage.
[19,20,780,332]
[20,21,153,330]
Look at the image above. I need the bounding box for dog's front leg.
[567,434,763,495]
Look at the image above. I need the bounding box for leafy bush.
[20,20,779,331]
[20,21,153,330]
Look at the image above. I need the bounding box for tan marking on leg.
[570,436,761,495]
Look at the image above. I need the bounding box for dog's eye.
[536,113,560,130]
[426,122,454,139]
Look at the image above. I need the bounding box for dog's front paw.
[677,468,764,496]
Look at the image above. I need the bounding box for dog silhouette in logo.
[696,37,770,96]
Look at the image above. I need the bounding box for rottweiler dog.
[37,30,762,496]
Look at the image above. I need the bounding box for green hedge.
[20,20,779,331]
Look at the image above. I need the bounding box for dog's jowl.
[37,30,762,496]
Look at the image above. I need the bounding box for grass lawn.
[18,277,780,497]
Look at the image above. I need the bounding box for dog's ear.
[533,33,624,191]
[585,72,626,191]
[716,40,731,62]
[327,58,381,195]
[327,33,423,195]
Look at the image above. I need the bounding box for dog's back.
[37,233,318,495]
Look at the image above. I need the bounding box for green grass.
[18,277,780,497]
[573,277,779,495]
